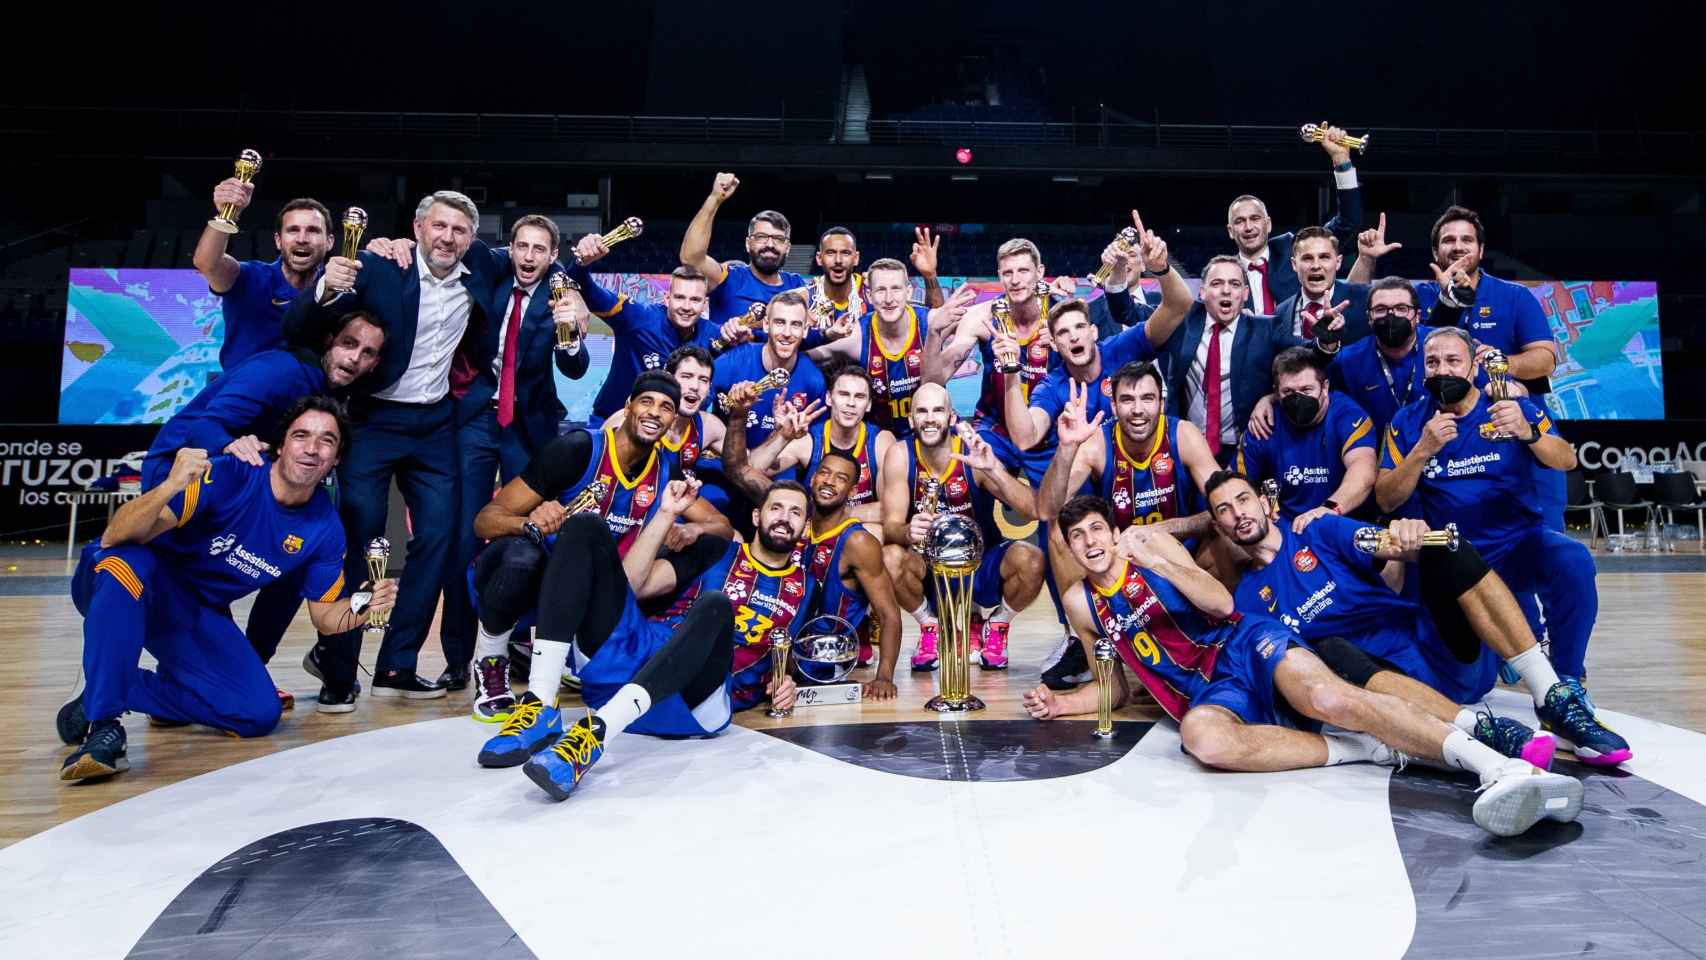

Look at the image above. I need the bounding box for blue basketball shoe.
[523,714,607,802]
[476,692,562,768]
[1537,680,1631,766]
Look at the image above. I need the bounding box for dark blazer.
[454,267,590,453]
[1224,178,1364,308]
[1271,279,1371,346]
[283,241,510,400]
[1155,304,1306,437]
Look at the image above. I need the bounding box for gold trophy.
[1089,226,1141,288]
[1354,523,1460,554]
[991,301,1021,374]
[1261,479,1281,521]
[565,480,610,516]
[1299,122,1369,154]
[923,513,985,713]
[1482,350,1516,441]
[767,629,793,719]
[709,302,768,355]
[575,216,646,264]
[364,537,391,632]
[911,477,942,555]
[209,149,262,234]
[716,367,790,410]
[808,293,837,332]
[549,274,583,350]
[1092,637,1117,739]
[340,207,368,260]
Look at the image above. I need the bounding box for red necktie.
[1249,259,1273,314]
[496,288,524,428]
[1203,321,1226,455]
[1302,301,1323,339]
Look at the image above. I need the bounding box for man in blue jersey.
[1023,494,1581,838]
[740,362,898,529]
[708,290,828,451]
[679,171,807,325]
[481,476,815,802]
[1320,278,1436,444]
[1209,471,1578,769]
[1236,347,1376,527]
[1375,328,1629,764]
[56,397,398,782]
[461,372,733,722]
[192,177,333,370]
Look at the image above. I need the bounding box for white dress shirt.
[1239,245,1274,315]
[1290,289,1333,339]
[1186,313,1239,446]
[492,279,540,379]
[374,255,475,404]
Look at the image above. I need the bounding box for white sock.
[529,639,572,706]
[989,601,1019,624]
[1453,708,1478,734]
[1323,730,1378,766]
[593,683,652,738]
[1441,728,1508,781]
[475,624,512,661]
[1506,645,1562,705]
[909,601,937,627]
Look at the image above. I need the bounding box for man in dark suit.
[1220,125,1363,315]
[1269,225,1373,346]
[437,214,590,691]
[1152,256,1342,467]
[284,190,509,709]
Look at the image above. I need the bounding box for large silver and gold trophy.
[923,513,986,713]
[1092,638,1117,738]
[364,537,391,632]
[209,148,262,234]
[340,207,368,261]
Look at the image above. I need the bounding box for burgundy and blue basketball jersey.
[906,435,1000,542]
[654,539,815,711]
[707,262,807,326]
[1101,415,1200,529]
[803,420,881,507]
[1081,563,1230,722]
[803,517,869,630]
[974,295,1057,434]
[709,346,828,450]
[558,427,671,557]
[858,307,927,436]
[1236,396,1375,519]
[151,456,346,608]
[1382,392,1553,563]
[659,412,707,481]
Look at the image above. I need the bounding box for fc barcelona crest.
[282,534,303,555]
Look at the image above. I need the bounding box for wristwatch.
[522,521,544,545]
[1521,427,1544,446]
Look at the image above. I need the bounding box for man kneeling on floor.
[1022,494,1582,838]
[57,396,397,782]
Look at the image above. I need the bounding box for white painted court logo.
[209,534,236,557]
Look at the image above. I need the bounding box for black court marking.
[1394,764,1706,959]
[1591,553,1706,574]
[761,719,1151,782]
[128,817,534,959]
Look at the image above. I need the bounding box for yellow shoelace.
[498,698,544,736]
[552,720,602,769]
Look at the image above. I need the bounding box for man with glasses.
[1321,278,1438,444]
[680,171,807,325]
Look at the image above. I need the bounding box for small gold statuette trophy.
[1353,523,1461,554]
[575,217,646,264]
[808,293,837,331]
[1482,350,1517,440]
[565,480,610,516]
[549,274,583,350]
[364,537,391,632]
[716,366,790,410]
[1092,637,1117,739]
[911,477,941,555]
[341,207,368,260]
[709,302,768,355]
[767,629,794,719]
[1089,226,1141,288]
[209,148,263,234]
[923,514,986,713]
[991,301,1021,374]
[1299,121,1370,153]
[1261,479,1281,521]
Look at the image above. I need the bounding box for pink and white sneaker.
[980,621,1010,670]
[911,623,940,672]
[969,614,985,661]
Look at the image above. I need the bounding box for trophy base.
[766,707,794,719]
[924,694,986,713]
[1091,727,1116,740]
[207,218,239,235]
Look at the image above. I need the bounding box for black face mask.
[1279,392,1321,428]
[1425,374,1472,406]
[1373,315,1413,349]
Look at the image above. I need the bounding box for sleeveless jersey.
[1101,415,1197,529]
[659,411,706,480]
[905,434,1000,542]
[803,517,869,629]
[858,307,927,434]
[803,420,881,506]
[974,293,1056,433]
[558,426,670,557]
[1081,562,1233,722]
